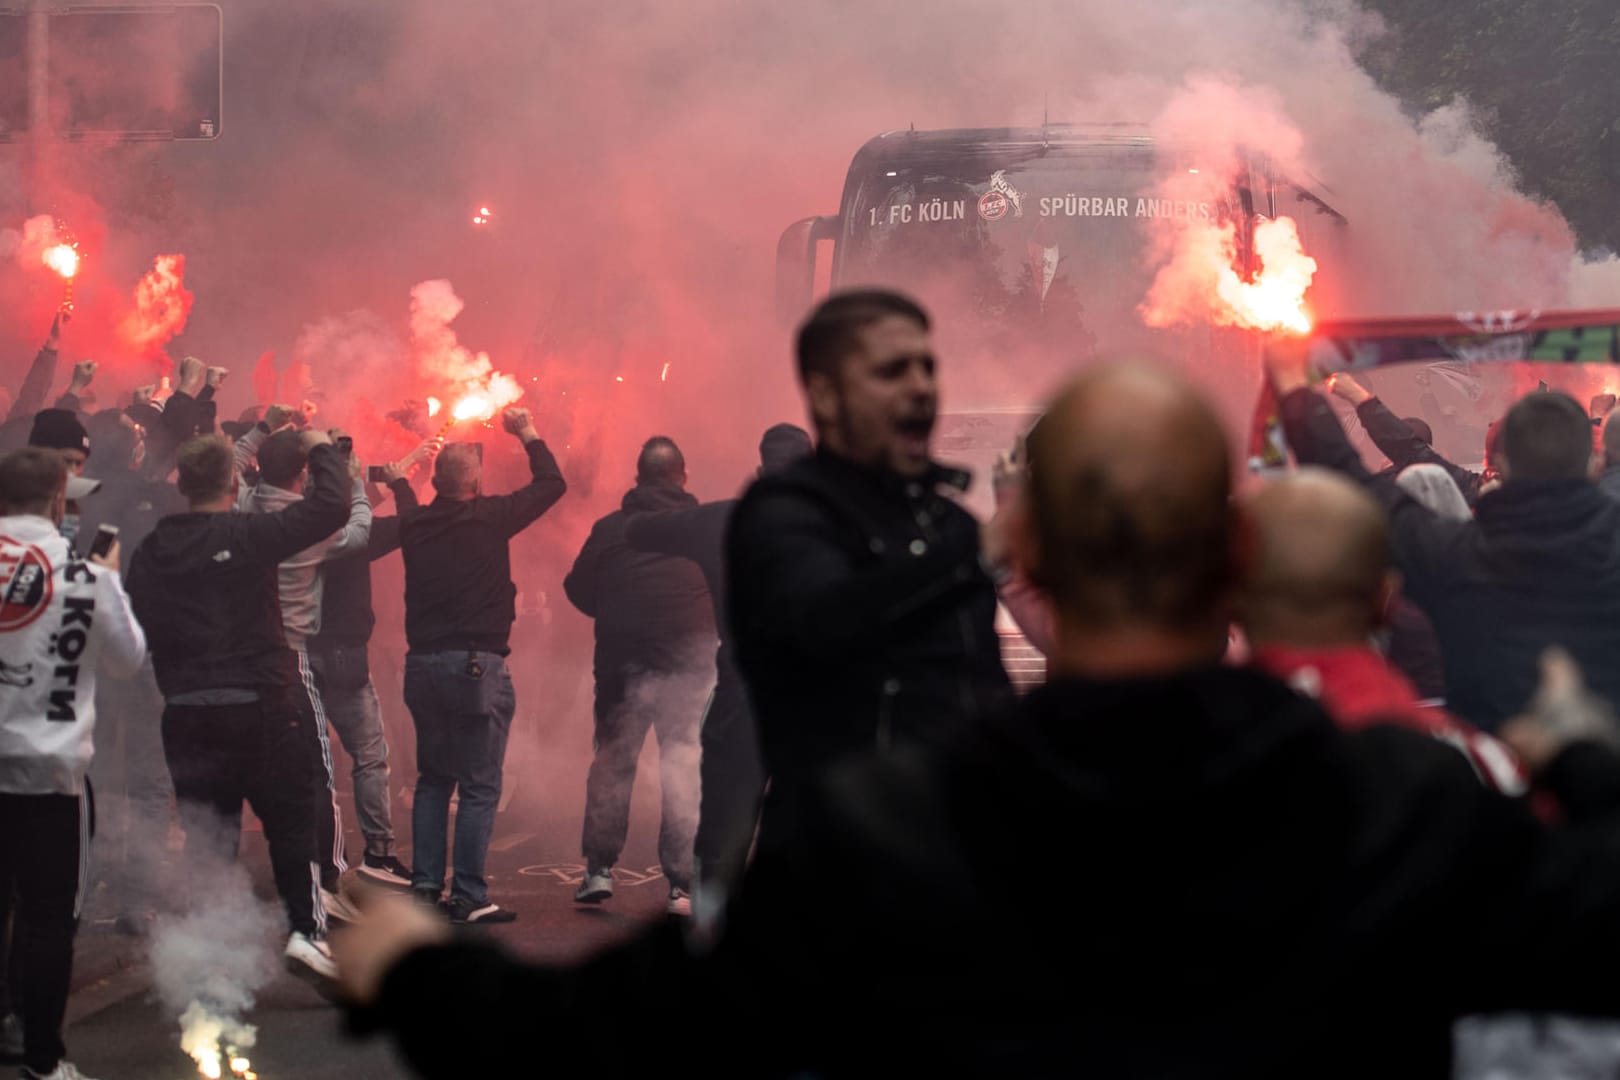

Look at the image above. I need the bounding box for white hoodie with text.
[0,514,146,796]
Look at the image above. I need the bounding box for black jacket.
[563,483,715,667]
[311,478,418,651]
[725,449,1011,780]
[624,497,738,682]
[400,438,566,656]
[126,444,350,699]
[1354,396,1485,505]
[365,666,1620,1078]
[1285,387,1620,730]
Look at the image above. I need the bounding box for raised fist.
[501,407,534,437]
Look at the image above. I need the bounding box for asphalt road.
[63,749,679,1080]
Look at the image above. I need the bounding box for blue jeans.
[309,647,395,857]
[404,651,515,907]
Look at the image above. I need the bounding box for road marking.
[487,831,536,853]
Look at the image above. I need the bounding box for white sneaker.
[574,867,613,904]
[320,885,362,924]
[20,1063,99,1080]
[283,931,340,996]
[666,887,692,917]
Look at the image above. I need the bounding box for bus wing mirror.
[775,215,838,326]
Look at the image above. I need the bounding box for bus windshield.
[837,145,1261,415]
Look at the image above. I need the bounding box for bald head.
[1025,365,1233,634]
[1241,469,1392,647]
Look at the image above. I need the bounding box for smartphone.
[335,435,354,458]
[88,524,119,561]
[367,465,389,484]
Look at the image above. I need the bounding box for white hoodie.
[0,514,146,796]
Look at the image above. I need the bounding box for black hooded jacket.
[564,482,716,668]
[126,444,350,699]
[364,666,1620,1078]
[724,448,1011,781]
[1283,387,1620,730]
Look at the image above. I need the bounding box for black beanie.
[758,423,812,475]
[29,409,90,457]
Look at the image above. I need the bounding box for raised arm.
[1332,374,1481,503]
[366,440,435,560]
[55,360,96,413]
[235,436,352,565]
[9,315,63,422]
[478,408,567,538]
[319,442,374,559]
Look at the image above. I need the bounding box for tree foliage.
[1358,0,1620,252]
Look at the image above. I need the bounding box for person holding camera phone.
[305,437,443,891]
[397,407,566,924]
[0,449,145,1080]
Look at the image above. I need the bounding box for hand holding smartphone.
[88,524,119,566]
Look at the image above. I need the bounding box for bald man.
[1242,469,1522,791]
[337,366,1620,1079]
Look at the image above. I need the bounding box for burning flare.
[1215,217,1317,334]
[42,243,80,279]
[1142,214,1318,337]
[410,280,524,429]
[452,393,494,422]
[179,1002,257,1080]
[426,396,442,418]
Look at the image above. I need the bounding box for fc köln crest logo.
[0,540,53,633]
[977,171,1025,222]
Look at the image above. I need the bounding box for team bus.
[776,124,1347,682]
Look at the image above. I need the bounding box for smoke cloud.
[4,0,1617,830]
[148,845,283,1080]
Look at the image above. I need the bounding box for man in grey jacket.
[239,423,371,920]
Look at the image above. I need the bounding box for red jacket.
[1252,644,1526,794]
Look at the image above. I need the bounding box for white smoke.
[409,279,522,407]
[148,857,283,1079]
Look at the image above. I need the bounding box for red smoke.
[119,254,195,359]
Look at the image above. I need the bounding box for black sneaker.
[448,898,517,925]
[358,852,414,889]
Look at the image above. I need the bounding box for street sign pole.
[24,0,48,212]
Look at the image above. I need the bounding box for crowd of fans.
[5,290,1620,1077]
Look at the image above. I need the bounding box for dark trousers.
[693,675,765,889]
[161,694,323,936]
[404,652,515,907]
[0,791,87,1075]
[581,656,707,890]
